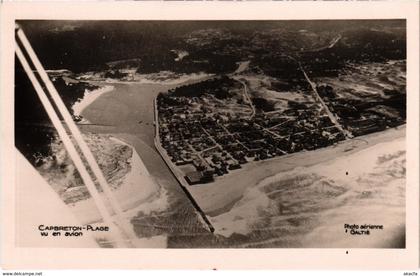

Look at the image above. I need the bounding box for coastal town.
[15,20,407,248]
[155,62,405,185]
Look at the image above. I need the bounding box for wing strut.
[15,25,138,248]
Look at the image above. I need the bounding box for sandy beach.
[74,76,406,247]
[75,77,216,247]
[71,80,179,221]
[72,85,114,121]
[68,136,163,225]
[210,134,405,247]
[188,126,405,216]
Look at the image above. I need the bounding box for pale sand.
[86,220,167,248]
[68,77,207,246]
[72,85,114,118]
[210,135,405,247]
[82,71,213,86]
[68,135,163,225]
[188,126,405,216]
[82,77,404,222]
[70,75,405,247]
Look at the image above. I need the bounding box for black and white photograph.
[13,18,409,249]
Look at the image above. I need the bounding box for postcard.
[1,1,419,269]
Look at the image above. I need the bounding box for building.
[185,170,215,185]
[185,171,203,185]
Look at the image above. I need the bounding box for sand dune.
[210,136,405,247]
[69,136,164,225]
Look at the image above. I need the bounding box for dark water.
[14,59,98,164]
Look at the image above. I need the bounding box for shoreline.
[82,72,214,86]
[73,74,218,240]
[68,135,163,225]
[72,85,114,120]
[149,75,406,220]
[144,69,406,223]
[153,98,215,232]
[209,134,405,244]
[209,126,406,218]
[79,73,405,237]
[182,125,405,217]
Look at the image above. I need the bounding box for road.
[229,62,256,119]
[303,34,342,53]
[298,62,352,139]
[236,78,256,119]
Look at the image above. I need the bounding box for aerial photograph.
[15,20,406,248]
